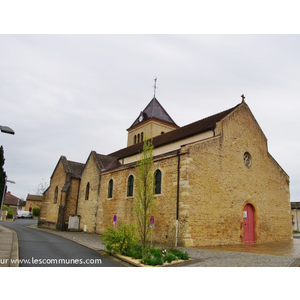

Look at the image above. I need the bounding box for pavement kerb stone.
[0,224,19,267]
[288,258,300,267]
[9,228,19,267]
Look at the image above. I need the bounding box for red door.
[243,204,255,243]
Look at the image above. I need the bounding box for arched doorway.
[243,204,255,243]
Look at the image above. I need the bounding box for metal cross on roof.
[153,77,158,97]
[241,94,245,102]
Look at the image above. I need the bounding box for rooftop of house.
[4,191,25,206]
[26,194,44,202]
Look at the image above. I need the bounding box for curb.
[0,225,19,267]
[288,258,300,267]
[9,229,19,267]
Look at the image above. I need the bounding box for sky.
[1,34,300,203]
[0,1,300,207]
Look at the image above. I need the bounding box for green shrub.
[168,248,189,260]
[163,252,178,263]
[102,223,138,255]
[2,205,8,211]
[6,209,14,219]
[32,207,40,216]
[124,243,143,259]
[141,248,164,266]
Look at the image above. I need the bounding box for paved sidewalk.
[34,226,300,267]
[0,224,19,267]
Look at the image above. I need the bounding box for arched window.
[85,182,90,200]
[138,133,140,143]
[127,175,134,197]
[134,135,137,144]
[154,169,162,194]
[141,132,144,142]
[53,186,58,204]
[108,179,113,198]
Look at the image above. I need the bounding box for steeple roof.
[128,97,178,129]
[111,102,242,160]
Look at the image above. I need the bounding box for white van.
[17,211,33,219]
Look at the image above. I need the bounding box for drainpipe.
[175,149,181,248]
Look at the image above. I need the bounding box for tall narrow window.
[53,186,58,204]
[127,175,134,197]
[134,135,137,144]
[138,133,140,143]
[108,179,113,198]
[141,132,144,142]
[85,182,90,200]
[155,169,162,194]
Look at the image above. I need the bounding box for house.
[38,96,293,247]
[3,191,26,215]
[25,194,44,212]
[291,202,300,232]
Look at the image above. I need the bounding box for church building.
[38,95,292,247]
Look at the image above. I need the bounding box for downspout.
[175,149,181,248]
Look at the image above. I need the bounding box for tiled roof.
[95,153,120,171]
[128,97,179,129]
[65,159,85,178]
[110,103,240,160]
[26,194,43,201]
[4,192,24,206]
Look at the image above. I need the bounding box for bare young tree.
[135,138,156,250]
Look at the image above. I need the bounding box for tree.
[35,178,48,195]
[135,138,156,250]
[0,146,6,208]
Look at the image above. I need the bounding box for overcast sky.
[1,34,299,202]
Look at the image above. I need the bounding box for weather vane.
[153,77,158,97]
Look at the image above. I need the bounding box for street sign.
[150,216,155,224]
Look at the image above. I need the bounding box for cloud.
[0,34,299,202]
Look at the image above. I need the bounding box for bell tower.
[127,97,179,147]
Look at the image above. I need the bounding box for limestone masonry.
[38,96,292,247]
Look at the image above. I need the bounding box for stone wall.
[179,103,292,246]
[77,154,101,233]
[39,160,66,227]
[39,102,292,246]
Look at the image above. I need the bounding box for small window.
[108,179,114,198]
[244,152,252,168]
[161,131,165,135]
[138,133,140,143]
[141,132,144,142]
[134,135,137,144]
[85,182,90,200]
[154,170,162,194]
[53,186,58,204]
[127,175,134,197]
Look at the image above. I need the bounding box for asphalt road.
[1,219,126,267]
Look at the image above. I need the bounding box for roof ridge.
[110,102,242,159]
